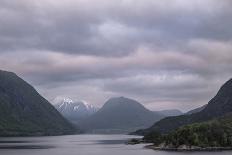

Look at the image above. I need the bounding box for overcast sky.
[0,0,232,112]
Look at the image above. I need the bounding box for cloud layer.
[0,0,232,111]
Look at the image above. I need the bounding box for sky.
[0,0,232,112]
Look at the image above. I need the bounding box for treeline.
[144,113,232,148]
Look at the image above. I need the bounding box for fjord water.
[0,135,231,155]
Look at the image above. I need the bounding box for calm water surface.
[0,134,231,155]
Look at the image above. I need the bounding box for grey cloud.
[1,0,232,56]
[0,49,205,84]
[0,0,232,111]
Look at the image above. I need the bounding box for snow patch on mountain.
[53,97,98,122]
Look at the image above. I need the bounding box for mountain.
[78,97,165,133]
[54,98,98,123]
[186,104,207,115]
[136,78,232,135]
[155,109,183,117]
[0,70,77,136]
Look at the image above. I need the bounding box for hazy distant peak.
[155,109,183,117]
[106,96,139,104]
[79,96,165,133]
[103,97,143,109]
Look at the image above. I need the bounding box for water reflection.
[0,145,54,149]
[0,141,32,143]
[0,135,231,155]
[0,139,53,150]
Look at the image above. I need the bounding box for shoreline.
[145,144,232,152]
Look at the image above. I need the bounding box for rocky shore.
[126,138,144,145]
[146,144,232,152]
[127,139,232,151]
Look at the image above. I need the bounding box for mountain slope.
[0,70,77,136]
[155,109,183,117]
[137,78,232,135]
[54,98,98,123]
[79,97,164,133]
[186,104,207,115]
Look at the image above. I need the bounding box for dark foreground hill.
[135,78,232,135]
[79,97,164,133]
[144,113,232,150]
[0,70,77,136]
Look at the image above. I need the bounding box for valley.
[0,70,232,152]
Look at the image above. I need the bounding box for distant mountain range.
[136,78,232,136]
[54,98,98,123]
[0,70,77,136]
[3,69,224,138]
[154,109,183,117]
[78,97,165,133]
[186,104,207,115]
[54,97,185,134]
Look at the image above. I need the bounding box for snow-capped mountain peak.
[81,100,95,110]
[54,97,98,121]
[58,98,73,109]
[63,98,73,104]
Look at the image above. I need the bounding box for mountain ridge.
[135,78,232,135]
[54,98,98,124]
[186,104,207,115]
[155,109,183,117]
[78,97,165,133]
[0,70,77,136]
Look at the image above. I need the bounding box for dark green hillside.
[0,70,77,136]
[144,113,232,148]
